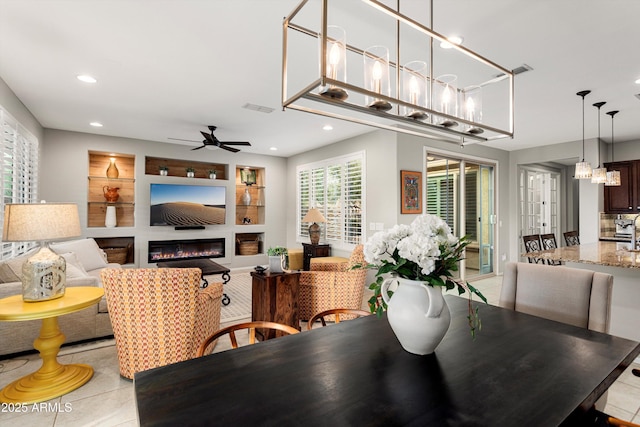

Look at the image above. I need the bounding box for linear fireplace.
[148,238,225,263]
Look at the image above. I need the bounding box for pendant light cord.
[593,101,606,167]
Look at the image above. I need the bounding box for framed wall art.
[400,170,422,214]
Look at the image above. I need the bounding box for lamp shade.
[302,208,326,224]
[2,203,81,242]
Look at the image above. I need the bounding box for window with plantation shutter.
[297,152,365,248]
[1,105,39,259]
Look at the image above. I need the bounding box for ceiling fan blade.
[220,144,240,153]
[219,141,251,146]
[190,145,206,151]
[200,131,215,143]
[168,137,201,142]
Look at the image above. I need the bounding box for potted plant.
[363,214,487,354]
[208,169,217,179]
[267,246,288,273]
[186,167,196,178]
[159,166,169,176]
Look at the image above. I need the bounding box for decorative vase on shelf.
[105,205,117,228]
[159,167,168,176]
[242,187,251,206]
[106,157,119,178]
[186,169,195,178]
[380,277,451,355]
[209,171,217,180]
[103,186,120,203]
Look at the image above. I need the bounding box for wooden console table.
[302,243,330,270]
[250,271,300,340]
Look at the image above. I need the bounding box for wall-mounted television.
[150,183,226,227]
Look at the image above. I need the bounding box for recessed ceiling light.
[269,147,278,151]
[77,75,97,83]
[323,124,333,131]
[440,36,463,49]
[635,78,640,84]
[90,122,103,127]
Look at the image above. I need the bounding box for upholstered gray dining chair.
[499,262,613,333]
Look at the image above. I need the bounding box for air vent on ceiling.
[242,103,274,113]
[635,93,640,101]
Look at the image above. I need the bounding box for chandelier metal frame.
[282,0,514,145]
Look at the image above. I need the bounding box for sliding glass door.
[426,155,495,278]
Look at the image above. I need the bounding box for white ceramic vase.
[381,277,451,355]
[105,205,117,228]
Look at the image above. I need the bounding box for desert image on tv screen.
[150,184,226,226]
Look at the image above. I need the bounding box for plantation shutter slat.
[296,152,364,247]
[1,106,39,259]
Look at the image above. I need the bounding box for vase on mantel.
[381,277,451,355]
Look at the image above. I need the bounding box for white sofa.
[0,238,121,357]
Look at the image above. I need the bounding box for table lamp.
[2,203,81,302]
[302,208,326,245]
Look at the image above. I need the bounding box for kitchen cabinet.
[603,160,640,213]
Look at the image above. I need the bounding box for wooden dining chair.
[522,234,544,264]
[540,233,562,265]
[563,230,580,246]
[307,308,371,330]
[196,321,300,356]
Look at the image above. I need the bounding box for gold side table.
[0,286,104,403]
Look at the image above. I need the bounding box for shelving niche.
[236,167,265,225]
[145,156,227,179]
[88,152,135,228]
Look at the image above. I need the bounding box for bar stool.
[522,234,544,264]
[540,233,562,265]
[563,231,580,246]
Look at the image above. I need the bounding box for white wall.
[40,129,288,268]
[0,77,43,142]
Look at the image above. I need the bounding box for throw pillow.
[0,248,39,283]
[60,252,90,279]
[51,239,109,272]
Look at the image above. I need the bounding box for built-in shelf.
[88,152,135,228]
[145,156,227,180]
[235,167,265,225]
[235,232,264,256]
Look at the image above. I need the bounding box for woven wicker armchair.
[299,245,367,321]
[101,268,223,379]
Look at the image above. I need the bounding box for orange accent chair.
[101,268,223,379]
[298,245,367,321]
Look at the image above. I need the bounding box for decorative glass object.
[575,162,593,179]
[319,25,348,101]
[402,61,428,120]
[186,168,195,178]
[434,74,459,127]
[159,166,168,176]
[106,157,119,178]
[242,187,251,206]
[364,46,391,111]
[209,170,217,179]
[463,85,483,134]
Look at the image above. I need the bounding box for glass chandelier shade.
[319,25,348,101]
[591,101,607,184]
[364,45,392,111]
[575,90,592,179]
[463,85,483,134]
[605,110,621,186]
[434,74,459,127]
[401,60,429,120]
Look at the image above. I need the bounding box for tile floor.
[1,275,639,426]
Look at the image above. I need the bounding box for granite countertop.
[524,241,640,269]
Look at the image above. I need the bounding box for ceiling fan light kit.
[170,125,251,153]
[282,0,514,145]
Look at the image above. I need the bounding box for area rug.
[216,270,252,323]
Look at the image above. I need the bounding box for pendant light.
[591,101,607,183]
[605,110,621,186]
[575,90,592,179]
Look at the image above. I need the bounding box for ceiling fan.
[168,125,251,153]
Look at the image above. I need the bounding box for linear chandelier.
[282,0,514,145]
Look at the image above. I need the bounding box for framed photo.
[400,170,422,214]
[240,168,256,185]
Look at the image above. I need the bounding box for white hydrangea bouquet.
[363,214,486,336]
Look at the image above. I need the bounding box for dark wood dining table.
[134,296,640,426]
